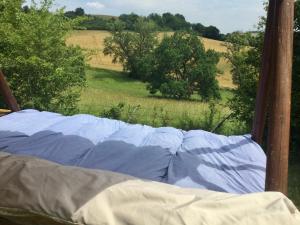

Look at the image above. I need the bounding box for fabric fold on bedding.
[0,110,266,194]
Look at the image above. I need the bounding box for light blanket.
[0,109,266,194]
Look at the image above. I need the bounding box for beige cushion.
[0,152,299,225]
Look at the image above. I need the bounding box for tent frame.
[0,0,295,195]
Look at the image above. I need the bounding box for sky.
[26,0,266,33]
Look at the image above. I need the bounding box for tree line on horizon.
[64,8,225,41]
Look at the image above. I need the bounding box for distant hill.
[65,9,225,41]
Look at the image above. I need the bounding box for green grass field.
[79,67,241,134]
[66,30,238,133]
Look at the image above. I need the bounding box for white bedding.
[0,109,266,194]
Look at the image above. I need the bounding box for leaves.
[103,18,158,80]
[0,0,86,114]
[148,32,221,101]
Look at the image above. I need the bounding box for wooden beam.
[252,0,277,145]
[265,0,294,194]
[0,70,20,112]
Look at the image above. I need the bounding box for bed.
[0,111,299,224]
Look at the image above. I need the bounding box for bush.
[224,1,300,161]
[0,0,86,114]
[148,32,221,101]
[159,81,191,99]
[100,102,141,124]
[103,18,158,80]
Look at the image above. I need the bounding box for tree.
[225,0,300,160]
[103,18,158,80]
[147,13,164,29]
[75,7,84,17]
[162,13,190,31]
[119,13,139,30]
[224,32,262,128]
[148,32,220,100]
[64,7,85,19]
[0,0,86,114]
[203,26,221,40]
[192,23,205,35]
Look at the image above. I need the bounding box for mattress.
[0,109,266,194]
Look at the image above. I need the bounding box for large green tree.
[0,0,86,114]
[103,18,158,80]
[148,32,220,101]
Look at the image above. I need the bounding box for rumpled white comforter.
[0,109,266,194]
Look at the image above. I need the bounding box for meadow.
[79,67,243,134]
[66,30,243,134]
[66,30,235,89]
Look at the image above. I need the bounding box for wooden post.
[265,0,294,194]
[252,0,277,145]
[0,70,20,112]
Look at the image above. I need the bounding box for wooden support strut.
[253,0,294,194]
[252,0,277,145]
[0,70,20,112]
[265,0,294,195]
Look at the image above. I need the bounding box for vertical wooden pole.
[266,0,294,194]
[252,0,277,145]
[0,70,20,112]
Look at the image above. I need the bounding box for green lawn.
[79,67,241,134]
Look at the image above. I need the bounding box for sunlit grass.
[79,67,238,133]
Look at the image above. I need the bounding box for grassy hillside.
[66,30,234,89]
[79,67,243,134]
[66,30,239,133]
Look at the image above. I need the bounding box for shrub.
[0,0,86,114]
[100,102,141,124]
[101,103,125,120]
[103,18,158,80]
[148,32,221,101]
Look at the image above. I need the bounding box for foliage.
[100,102,141,124]
[64,7,85,19]
[101,102,125,120]
[224,1,300,161]
[103,18,158,80]
[80,15,115,30]
[203,26,222,40]
[161,13,191,31]
[148,32,221,101]
[119,13,140,30]
[224,32,263,128]
[100,100,230,133]
[65,9,224,41]
[0,0,86,114]
[81,68,238,135]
